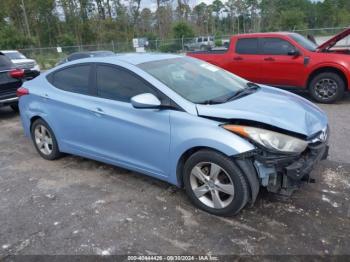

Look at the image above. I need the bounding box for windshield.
[5,51,26,60]
[289,33,317,52]
[138,57,247,104]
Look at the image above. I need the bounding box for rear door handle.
[233,56,243,61]
[264,57,275,61]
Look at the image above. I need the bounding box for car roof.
[73,53,182,66]
[232,32,293,38]
[69,50,114,56]
[0,50,19,53]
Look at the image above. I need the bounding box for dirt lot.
[0,94,349,256]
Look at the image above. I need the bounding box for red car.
[187,28,350,103]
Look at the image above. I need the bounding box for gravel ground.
[0,93,349,256]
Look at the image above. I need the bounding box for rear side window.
[236,38,259,54]
[198,38,202,43]
[51,65,91,95]
[261,38,295,55]
[96,65,157,103]
[0,54,12,69]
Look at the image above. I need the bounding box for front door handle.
[233,56,243,61]
[264,57,275,61]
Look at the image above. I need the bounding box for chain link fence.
[18,27,349,70]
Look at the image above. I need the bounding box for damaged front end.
[252,127,329,196]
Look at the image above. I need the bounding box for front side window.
[51,65,91,95]
[138,57,248,104]
[261,38,295,55]
[198,38,202,43]
[289,33,317,52]
[96,65,157,102]
[236,38,259,54]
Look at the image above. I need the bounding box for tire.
[10,104,19,112]
[183,150,250,216]
[30,119,62,160]
[200,45,206,51]
[309,72,345,103]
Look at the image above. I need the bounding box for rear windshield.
[4,51,26,60]
[0,54,13,70]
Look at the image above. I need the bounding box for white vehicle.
[1,50,40,72]
[184,36,215,51]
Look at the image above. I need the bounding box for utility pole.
[21,0,31,38]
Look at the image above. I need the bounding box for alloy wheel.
[314,78,338,100]
[189,162,235,209]
[34,124,53,155]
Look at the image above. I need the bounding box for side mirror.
[131,93,161,109]
[288,49,300,57]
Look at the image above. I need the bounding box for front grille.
[15,62,35,69]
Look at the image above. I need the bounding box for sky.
[140,0,225,11]
[139,0,323,11]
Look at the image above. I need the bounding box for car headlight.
[222,125,308,153]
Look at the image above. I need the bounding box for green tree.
[172,21,194,39]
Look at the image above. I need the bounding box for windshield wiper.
[224,82,260,102]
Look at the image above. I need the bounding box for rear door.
[46,63,98,152]
[225,37,262,82]
[259,37,306,87]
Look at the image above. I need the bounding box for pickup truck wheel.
[31,119,62,160]
[309,72,345,103]
[200,45,206,51]
[183,150,249,216]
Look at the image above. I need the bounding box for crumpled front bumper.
[253,133,329,196]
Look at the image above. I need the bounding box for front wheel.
[309,72,345,103]
[183,150,249,216]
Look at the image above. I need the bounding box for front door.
[88,64,171,178]
[259,37,306,87]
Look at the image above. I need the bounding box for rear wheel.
[31,119,62,160]
[10,104,19,112]
[183,150,249,216]
[309,72,345,103]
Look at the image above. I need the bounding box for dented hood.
[196,86,328,138]
[317,27,350,52]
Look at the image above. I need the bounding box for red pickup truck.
[187,29,350,103]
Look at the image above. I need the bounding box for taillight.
[9,68,25,79]
[16,87,29,97]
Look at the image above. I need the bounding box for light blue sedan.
[17,54,329,216]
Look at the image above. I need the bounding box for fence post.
[112,40,115,52]
[181,36,184,52]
